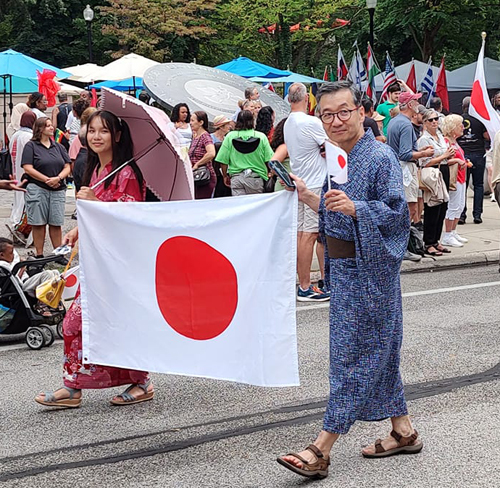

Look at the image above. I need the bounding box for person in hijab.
[6,103,30,141]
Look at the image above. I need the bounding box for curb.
[307,250,499,282]
[400,250,499,273]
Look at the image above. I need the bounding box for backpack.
[407,226,425,257]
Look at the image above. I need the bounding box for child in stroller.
[0,238,66,349]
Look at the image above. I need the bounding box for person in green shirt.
[376,82,401,136]
[216,110,274,196]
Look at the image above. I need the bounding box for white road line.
[2,282,499,352]
[297,281,500,312]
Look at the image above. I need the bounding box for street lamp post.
[366,0,377,48]
[83,4,94,62]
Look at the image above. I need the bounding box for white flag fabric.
[469,38,500,141]
[325,140,348,185]
[78,191,299,387]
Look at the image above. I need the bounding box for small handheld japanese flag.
[62,266,79,301]
[325,140,348,186]
[77,192,299,387]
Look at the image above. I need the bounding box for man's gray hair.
[57,92,68,102]
[288,83,308,103]
[244,86,257,99]
[462,96,471,112]
[316,81,362,107]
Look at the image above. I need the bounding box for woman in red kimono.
[35,110,154,408]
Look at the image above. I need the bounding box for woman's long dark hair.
[255,106,274,136]
[171,103,190,123]
[27,92,43,109]
[235,110,255,130]
[270,117,287,150]
[82,110,144,189]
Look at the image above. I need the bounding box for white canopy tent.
[374,59,451,92]
[84,53,159,82]
[447,57,500,91]
[63,63,104,83]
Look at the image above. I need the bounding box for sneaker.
[403,250,422,262]
[67,182,75,190]
[452,231,468,243]
[491,194,497,203]
[297,285,330,302]
[441,234,463,247]
[317,279,329,293]
[473,217,483,224]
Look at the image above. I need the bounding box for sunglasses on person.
[426,117,439,122]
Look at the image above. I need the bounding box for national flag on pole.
[435,56,449,111]
[469,34,500,141]
[366,43,381,101]
[308,83,318,114]
[323,65,329,81]
[419,58,434,98]
[349,42,367,90]
[329,65,336,82]
[406,59,417,93]
[381,53,397,101]
[78,193,300,387]
[337,46,349,81]
[263,82,275,92]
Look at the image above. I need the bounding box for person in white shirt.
[284,83,329,302]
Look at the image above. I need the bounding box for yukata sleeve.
[112,168,144,202]
[351,149,410,294]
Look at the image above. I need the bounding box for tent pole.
[2,75,7,147]
[8,75,13,116]
[133,76,136,98]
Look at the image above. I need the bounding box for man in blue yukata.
[277,81,422,480]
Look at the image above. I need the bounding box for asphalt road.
[1,265,499,487]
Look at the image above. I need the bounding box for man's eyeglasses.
[318,107,359,123]
[427,117,439,122]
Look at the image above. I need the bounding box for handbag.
[193,166,211,187]
[190,134,212,187]
[448,162,458,191]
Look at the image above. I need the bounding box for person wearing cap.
[387,91,434,260]
[211,115,233,198]
[210,115,232,144]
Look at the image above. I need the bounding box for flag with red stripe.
[381,53,397,101]
[337,46,349,81]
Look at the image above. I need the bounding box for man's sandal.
[276,444,330,479]
[110,380,154,406]
[35,387,82,408]
[362,430,423,458]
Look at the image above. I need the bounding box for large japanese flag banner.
[78,191,299,387]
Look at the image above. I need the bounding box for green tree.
[100,0,218,62]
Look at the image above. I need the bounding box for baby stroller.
[0,255,67,350]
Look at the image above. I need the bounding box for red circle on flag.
[155,236,238,340]
[338,155,347,169]
[471,80,491,121]
[65,274,77,288]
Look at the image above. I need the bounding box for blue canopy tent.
[215,57,292,79]
[0,49,71,142]
[89,77,143,92]
[249,73,324,84]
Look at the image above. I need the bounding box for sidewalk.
[309,195,500,276]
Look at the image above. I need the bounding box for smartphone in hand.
[268,160,295,188]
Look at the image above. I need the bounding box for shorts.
[446,181,466,220]
[298,187,321,233]
[485,150,493,168]
[400,161,419,203]
[25,184,65,226]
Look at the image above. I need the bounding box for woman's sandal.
[35,386,82,408]
[425,246,443,257]
[436,245,451,253]
[362,430,423,458]
[110,380,154,406]
[276,444,330,479]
